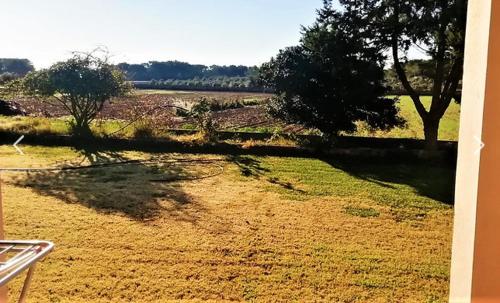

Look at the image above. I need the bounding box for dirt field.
[7,90,460,140]
[0,145,454,302]
[13,90,274,129]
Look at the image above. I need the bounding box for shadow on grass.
[321,157,456,205]
[227,155,270,178]
[10,145,201,221]
[227,155,306,194]
[228,154,455,206]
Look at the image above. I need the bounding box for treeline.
[0,57,455,95]
[133,77,269,93]
[119,61,267,92]
[117,61,259,81]
[124,59,448,94]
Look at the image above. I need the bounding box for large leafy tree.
[338,0,467,147]
[260,7,404,137]
[19,52,130,137]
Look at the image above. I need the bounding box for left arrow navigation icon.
[13,135,25,155]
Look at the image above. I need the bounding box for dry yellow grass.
[0,145,453,302]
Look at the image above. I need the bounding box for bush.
[133,120,157,139]
[190,98,218,141]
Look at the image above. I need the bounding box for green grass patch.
[344,206,380,218]
[229,155,454,221]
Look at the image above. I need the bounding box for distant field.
[2,92,460,141]
[1,145,454,302]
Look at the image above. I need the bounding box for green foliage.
[260,7,404,136]
[18,52,130,137]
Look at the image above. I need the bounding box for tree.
[19,52,130,137]
[259,7,404,137]
[0,58,34,77]
[337,0,467,147]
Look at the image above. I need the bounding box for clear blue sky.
[0,0,335,69]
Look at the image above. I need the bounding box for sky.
[0,0,334,69]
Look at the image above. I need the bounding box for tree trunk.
[423,116,440,149]
[71,119,93,138]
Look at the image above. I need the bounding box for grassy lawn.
[394,96,460,141]
[0,145,454,302]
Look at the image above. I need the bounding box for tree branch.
[429,5,449,114]
[438,58,463,117]
[51,94,73,115]
[391,2,427,119]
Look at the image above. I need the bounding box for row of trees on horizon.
[0,58,258,81]
[0,57,443,95]
[117,61,259,81]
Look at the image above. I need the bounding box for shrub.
[18,51,131,137]
[133,120,157,139]
[190,97,218,141]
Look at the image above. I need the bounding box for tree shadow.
[226,155,306,194]
[321,156,456,205]
[227,155,270,178]
[8,145,202,221]
[267,176,307,194]
[227,154,455,206]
